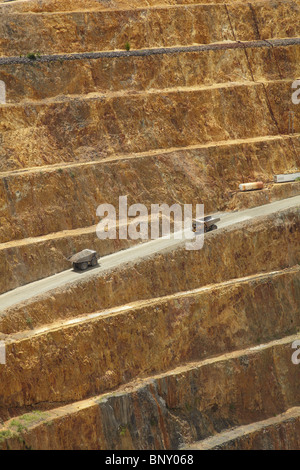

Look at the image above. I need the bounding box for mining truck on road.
[192,216,220,233]
[68,249,99,271]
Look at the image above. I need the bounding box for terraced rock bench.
[0,333,299,449]
[0,0,299,450]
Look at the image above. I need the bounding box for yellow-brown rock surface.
[0,334,299,449]
[186,408,300,450]
[0,266,298,420]
[1,207,298,335]
[0,0,299,451]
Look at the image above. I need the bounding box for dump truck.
[192,216,220,233]
[68,249,99,271]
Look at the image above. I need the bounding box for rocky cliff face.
[0,207,299,334]
[0,0,299,450]
[0,264,299,418]
[1,335,299,450]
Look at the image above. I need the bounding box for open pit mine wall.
[0,335,300,450]
[0,0,298,14]
[0,207,299,335]
[0,133,299,245]
[0,4,298,314]
[0,73,299,245]
[0,266,299,420]
[0,44,299,247]
[0,0,299,451]
[1,144,299,295]
[0,208,298,421]
[0,41,298,103]
[0,79,299,174]
[0,81,283,170]
[193,408,300,450]
[0,3,299,173]
[0,1,300,56]
[0,4,299,295]
[0,209,299,449]
[0,78,299,245]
